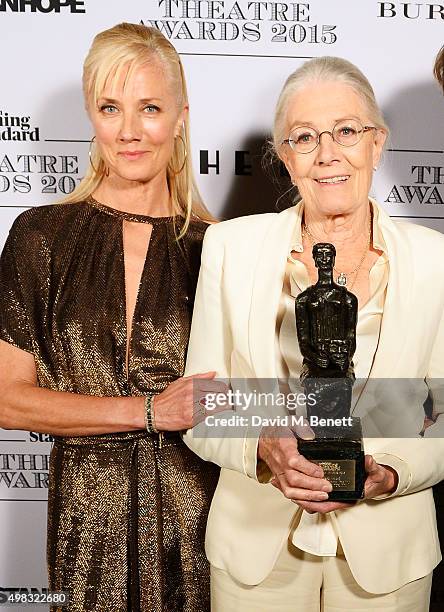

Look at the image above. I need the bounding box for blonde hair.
[64,22,215,236]
[434,45,444,93]
[272,56,389,156]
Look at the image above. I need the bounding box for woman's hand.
[152,372,229,431]
[363,455,398,498]
[259,425,333,504]
[275,454,399,515]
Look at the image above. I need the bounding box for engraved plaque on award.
[295,243,365,501]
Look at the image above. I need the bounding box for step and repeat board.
[0,1,443,609]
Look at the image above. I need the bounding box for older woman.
[184,57,444,610]
[0,23,219,612]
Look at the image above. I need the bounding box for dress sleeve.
[0,216,33,353]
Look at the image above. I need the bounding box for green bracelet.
[144,394,159,434]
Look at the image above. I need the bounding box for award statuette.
[295,243,365,501]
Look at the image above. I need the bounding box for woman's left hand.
[274,455,398,515]
[363,455,398,498]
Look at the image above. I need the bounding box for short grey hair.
[273,56,389,155]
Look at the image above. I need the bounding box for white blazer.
[184,200,444,594]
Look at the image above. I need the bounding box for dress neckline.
[86,196,176,225]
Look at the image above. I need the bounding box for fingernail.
[320,492,329,500]
[322,484,332,493]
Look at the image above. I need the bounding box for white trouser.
[211,540,432,612]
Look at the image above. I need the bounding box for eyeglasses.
[281,118,377,154]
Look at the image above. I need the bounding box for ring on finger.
[195,399,206,416]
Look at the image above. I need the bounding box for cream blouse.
[275,202,389,556]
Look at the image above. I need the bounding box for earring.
[88,136,109,177]
[88,136,99,174]
[373,166,378,171]
[169,134,187,175]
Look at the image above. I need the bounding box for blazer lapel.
[248,205,301,379]
[366,203,413,380]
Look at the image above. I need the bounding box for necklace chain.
[302,217,372,289]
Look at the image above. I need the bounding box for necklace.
[302,217,372,289]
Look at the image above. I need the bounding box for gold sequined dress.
[0,199,219,612]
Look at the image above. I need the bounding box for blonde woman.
[0,23,219,612]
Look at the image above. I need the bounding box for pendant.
[337,273,347,286]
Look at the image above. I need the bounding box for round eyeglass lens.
[288,126,318,153]
[332,119,363,147]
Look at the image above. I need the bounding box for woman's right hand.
[152,372,229,431]
[258,425,333,503]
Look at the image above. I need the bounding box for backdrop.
[0,1,443,609]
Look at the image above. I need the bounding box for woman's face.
[90,60,186,184]
[281,81,386,218]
